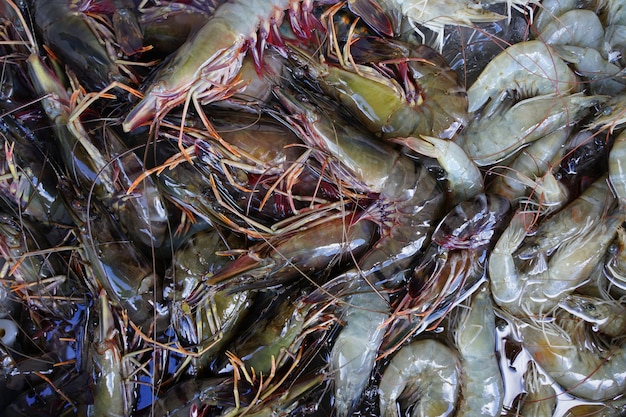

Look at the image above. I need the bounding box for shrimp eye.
[584,303,596,311]
[292,67,305,79]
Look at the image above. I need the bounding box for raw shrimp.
[609,128,626,204]
[215,289,336,377]
[111,0,143,56]
[391,135,483,204]
[205,214,376,291]
[533,0,579,34]
[600,0,626,26]
[586,92,626,133]
[489,208,624,316]
[487,127,570,213]
[58,179,167,332]
[460,92,602,166]
[329,275,391,417]
[287,39,468,141]
[30,0,131,90]
[122,0,326,133]
[605,224,626,291]
[149,377,238,417]
[558,294,626,338]
[375,0,538,51]
[519,361,557,417]
[88,290,134,417]
[537,9,605,49]
[164,229,254,373]
[275,86,445,279]
[0,214,75,317]
[453,285,504,417]
[554,45,625,95]
[378,339,460,417]
[516,175,615,260]
[0,112,66,225]
[467,40,578,113]
[24,21,169,247]
[383,194,510,354]
[518,307,626,401]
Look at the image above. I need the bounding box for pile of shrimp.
[1,0,626,416]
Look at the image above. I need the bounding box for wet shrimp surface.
[1,0,626,416]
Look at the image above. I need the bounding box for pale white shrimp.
[453,285,504,417]
[392,135,483,205]
[516,175,615,260]
[518,307,626,401]
[378,339,460,417]
[605,224,626,291]
[599,0,626,26]
[537,9,605,49]
[558,294,626,338]
[489,208,624,316]
[380,0,539,51]
[554,44,626,95]
[609,129,626,204]
[460,92,602,166]
[467,40,579,113]
[533,0,579,34]
[519,361,557,417]
[603,24,626,63]
[329,275,390,417]
[488,127,570,212]
[586,92,626,133]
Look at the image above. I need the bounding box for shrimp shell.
[467,40,578,113]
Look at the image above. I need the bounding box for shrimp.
[533,0,579,34]
[122,0,325,136]
[88,289,134,417]
[609,128,626,204]
[111,0,144,56]
[329,275,391,417]
[489,208,624,317]
[23,14,169,247]
[466,40,579,113]
[275,86,445,279]
[487,127,570,213]
[375,0,539,51]
[215,290,336,378]
[58,179,167,332]
[383,194,510,355]
[518,306,626,401]
[558,294,626,338]
[519,361,557,417]
[554,45,625,95]
[149,377,238,417]
[287,38,468,141]
[453,285,504,417]
[600,0,626,26]
[378,339,461,417]
[391,135,483,204]
[30,0,132,90]
[460,92,603,166]
[0,214,76,317]
[537,9,605,49]
[605,224,626,291]
[205,214,377,291]
[164,229,254,373]
[586,93,626,133]
[0,112,67,225]
[516,175,615,260]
